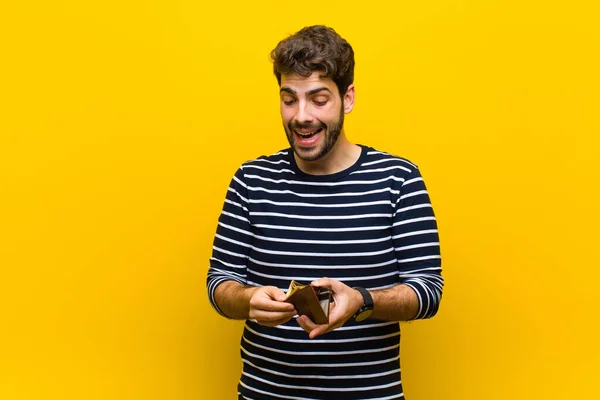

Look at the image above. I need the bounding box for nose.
[294,100,314,125]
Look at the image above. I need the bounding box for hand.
[248,286,297,327]
[296,278,364,338]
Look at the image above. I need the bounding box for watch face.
[355,308,373,322]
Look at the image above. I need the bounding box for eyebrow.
[280,87,333,96]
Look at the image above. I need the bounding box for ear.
[342,84,355,114]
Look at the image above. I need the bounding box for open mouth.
[294,127,323,139]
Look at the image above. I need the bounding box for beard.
[285,103,345,162]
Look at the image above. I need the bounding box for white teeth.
[296,129,320,137]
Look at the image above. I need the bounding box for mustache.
[288,121,327,131]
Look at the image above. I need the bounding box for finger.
[309,321,343,339]
[308,306,347,338]
[273,292,289,302]
[250,296,295,312]
[263,286,289,302]
[260,314,297,327]
[311,277,331,287]
[255,314,297,327]
[309,323,331,338]
[296,315,317,333]
[262,301,296,312]
[308,325,327,338]
[250,309,297,323]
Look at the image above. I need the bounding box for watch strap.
[352,287,374,320]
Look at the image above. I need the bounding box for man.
[207,25,443,400]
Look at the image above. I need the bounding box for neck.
[294,133,362,175]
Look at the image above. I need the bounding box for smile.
[294,128,323,139]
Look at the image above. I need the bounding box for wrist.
[244,285,260,301]
[353,288,364,313]
[241,285,260,313]
[352,287,374,322]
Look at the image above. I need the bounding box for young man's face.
[279,72,353,162]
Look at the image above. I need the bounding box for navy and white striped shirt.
[207,145,443,400]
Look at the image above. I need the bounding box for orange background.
[1,1,599,399]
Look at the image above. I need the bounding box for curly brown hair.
[271,25,355,97]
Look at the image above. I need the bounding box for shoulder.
[241,148,291,167]
[236,148,294,178]
[358,145,420,178]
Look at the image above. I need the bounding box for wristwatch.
[352,287,374,322]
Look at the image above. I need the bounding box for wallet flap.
[284,281,331,324]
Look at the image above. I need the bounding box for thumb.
[265,286,287,301]
[311,277,331,287]
[274,291,288,302]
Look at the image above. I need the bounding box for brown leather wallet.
[283,280,332,324]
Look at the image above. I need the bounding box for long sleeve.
[206,167,254,317]
[392,166,444,319]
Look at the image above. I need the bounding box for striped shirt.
[207,145,443,400]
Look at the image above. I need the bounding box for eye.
[282,98,296,106]
[313,98,328,106]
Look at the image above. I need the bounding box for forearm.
[370,284,419,321]
[213,281,259,320]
